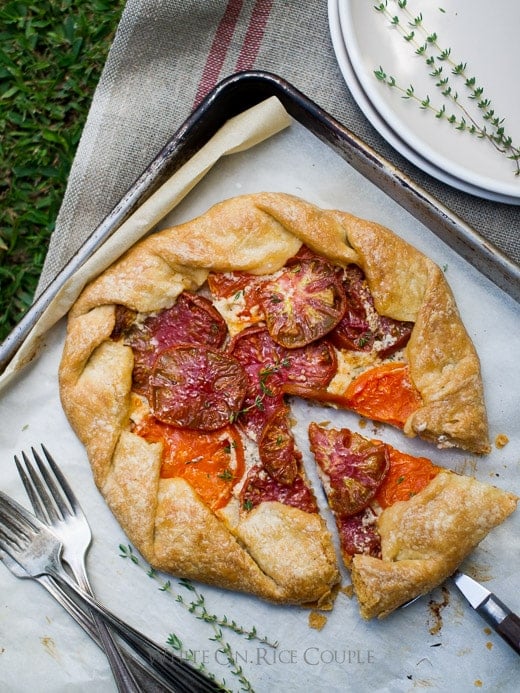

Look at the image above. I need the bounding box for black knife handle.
[495,612,520,656]
[478,594,520,656]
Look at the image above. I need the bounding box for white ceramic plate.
[328,0,520,203]
[334,0,520,202]
[327,0,500,200]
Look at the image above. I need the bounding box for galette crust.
[59,193,491,604]
[350,471,517,619]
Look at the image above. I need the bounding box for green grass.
[0,0,125,341]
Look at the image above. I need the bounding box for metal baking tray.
[1,70,519,692]
[1,69,519,375]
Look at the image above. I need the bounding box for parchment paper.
[0,110,518,693]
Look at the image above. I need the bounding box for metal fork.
[0,547,171,691]
[14,446,141,693]
[0,490,220,693]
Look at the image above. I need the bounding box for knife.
[452,571,520,655]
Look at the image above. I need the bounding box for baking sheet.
[0,116,519,692]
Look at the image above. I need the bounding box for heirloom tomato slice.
[308,423,389,517]
[228,326,337,439]
[259,258,346,348]
[240,465,318,514]
[344,362,422,428]
[374,446,440,508]
[258,404,301,486]
[336,509,381,561]
[329,265,414,357]
[115,292,228,396]
[328,265,374,352]
[150,345,247,431]
[227,326,287,440]
[135,416,245,511]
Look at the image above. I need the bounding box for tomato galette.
[59,193,515,611]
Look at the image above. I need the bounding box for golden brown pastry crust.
[350,471,517,619]
[59,193,491,605]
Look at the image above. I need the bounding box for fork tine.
[28,447,70,521]
[0,528,25,554]
[40,445,82,516]
[14,454,48,523]
[0,514,24,547]
[20,450,61,523]
[0,491,64,567]
[0,535,18,557]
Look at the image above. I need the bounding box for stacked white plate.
[328,0,520,204]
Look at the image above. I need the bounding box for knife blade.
[452,571,520,655]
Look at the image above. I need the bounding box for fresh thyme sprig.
[166,632,231,692]
[372,0,520,175]
[119,544,277,646]
[209,629,255,693]
[374,67,479,132]
[119,544,279,691]
[172,577,278,648]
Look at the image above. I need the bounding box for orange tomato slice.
[344,362,422,428]
[134,416,245,511]
[375,445,441,508]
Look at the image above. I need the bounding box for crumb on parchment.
[308,611,328,631]
[494,433,509,449]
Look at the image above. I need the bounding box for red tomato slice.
[207,271,256,298]
[258,404,302,485]
[308,423,389,516]
[259,258,346,348]
[343,362,422,428]
[117,292,228,396]
[207,270,267,324]
[329,265,413,357]
[329,265,374,352]
[146,292,227,349]
[240,465,318,514]
[336,509,381,561]
[228,326,337,439]
[377,317,414,359]
[281,340,337,397]
[207,271,265,300]
[150,345,247,431]
[227,326,287,440]
[134,417,245,511]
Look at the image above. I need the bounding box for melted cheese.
[327,347,407,395]
[212,295,263,336]
[326,350,378,394]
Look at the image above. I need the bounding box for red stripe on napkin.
[235,0,274,70]
[193,0,244,106]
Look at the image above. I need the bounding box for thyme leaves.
[372,0,520,175]
[119,544,279,691]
